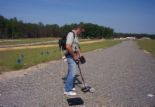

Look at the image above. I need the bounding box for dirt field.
[0,40,103,51]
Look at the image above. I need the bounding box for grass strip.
[0,40,121,73]
[137,39,155,56]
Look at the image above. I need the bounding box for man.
[64,25,84,96]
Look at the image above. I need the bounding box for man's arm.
[66,44,78,60]
[78,47,82,57]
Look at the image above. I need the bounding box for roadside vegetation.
[0,40,121,73]
[137,39,155,56]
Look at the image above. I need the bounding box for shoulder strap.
[71,31,75,39]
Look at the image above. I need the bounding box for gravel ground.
[0,40,155,107]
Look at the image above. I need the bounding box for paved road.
[0,40,155,107]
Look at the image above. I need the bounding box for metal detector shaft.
[77,63,86,87]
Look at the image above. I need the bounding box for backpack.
[59,31,75,51]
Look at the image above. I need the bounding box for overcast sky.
[0,0,155,34]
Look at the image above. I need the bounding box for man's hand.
[73,54,80,64]
[73,54,79,61]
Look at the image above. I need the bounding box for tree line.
[0,15,114,39]
[0,15,154,39]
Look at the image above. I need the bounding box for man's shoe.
[72,88,76,91]
[64,91,77,96]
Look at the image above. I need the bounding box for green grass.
[137,39,155,56]
[81,40,121,52]
[0,40,121,73]
[0,47,61,72]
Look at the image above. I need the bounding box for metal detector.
[76,59,95,93]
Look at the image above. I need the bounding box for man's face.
[76,28,82,35]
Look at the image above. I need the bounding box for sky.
[0,0,155,34]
